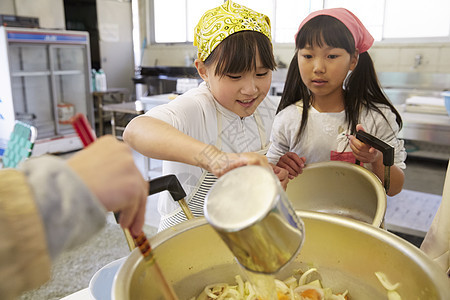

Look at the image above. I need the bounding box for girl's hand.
[276,152,306,179]
[349,124,404,197]
[204,149,270,178]
[270,163,290,190]
[348,124,382,164]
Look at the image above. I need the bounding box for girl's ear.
[195,59,209,82]
[349,50,358,71]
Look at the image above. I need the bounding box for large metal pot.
[286,161,386,227]
[112,211,450,299]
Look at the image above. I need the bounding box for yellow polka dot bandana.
[194,0,272,61]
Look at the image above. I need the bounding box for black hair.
[278,15,402,144]
[204,30,276,76]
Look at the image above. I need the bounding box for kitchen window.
[148,0,450,44]
[150,0,222,43]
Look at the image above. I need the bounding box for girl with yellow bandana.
[124,0,288,231]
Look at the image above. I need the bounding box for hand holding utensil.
[70,113,178,300]
[355,130,394,192]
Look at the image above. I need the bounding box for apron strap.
[253,109,270,153]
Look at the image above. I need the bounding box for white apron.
[159,110,269,231]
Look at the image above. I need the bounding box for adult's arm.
[0,169,51,299]
[0,136,148,299]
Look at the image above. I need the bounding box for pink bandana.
[296,8,374,53]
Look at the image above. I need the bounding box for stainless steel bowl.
[112,212,450,299]
[286,161,386,227]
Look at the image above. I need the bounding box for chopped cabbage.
[375,272,401,300]
[193,268,348,300]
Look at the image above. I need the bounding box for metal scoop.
[204,165,305,274]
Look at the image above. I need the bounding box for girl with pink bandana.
[267,8,407,196]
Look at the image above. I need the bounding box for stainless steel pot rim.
[112,212,450,300]
[147,211,421,265]
[118,211,437,277]
[295,161,387,227]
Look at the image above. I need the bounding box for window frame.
[146,0,223,45]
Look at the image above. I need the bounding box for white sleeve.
[144,92,210,136]
[267,105,301,165]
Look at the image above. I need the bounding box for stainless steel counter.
[378,72,450,160]
[396,105,450,146]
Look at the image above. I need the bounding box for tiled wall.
[370,42,450,73]
[144,42,450,76]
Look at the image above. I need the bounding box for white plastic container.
[95,69,107,92]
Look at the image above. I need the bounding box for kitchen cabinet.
[133,66,201,98]
[0,26,94,156]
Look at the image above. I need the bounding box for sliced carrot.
[300,288,322,300]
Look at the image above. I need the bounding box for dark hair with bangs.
[204,30,276,76]
[297,15,355,55]
[278,15,402,144]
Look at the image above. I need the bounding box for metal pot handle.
[114,174,192,226]
[148,174,194,220]
[148,174,185,199]
[113,174,193,250]
[355,130,394,192]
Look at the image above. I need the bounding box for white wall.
[0,1,15,14]
[97,0,135,92]
[142,44,197,67]
[1,0,136,93]
[5,0,66,30]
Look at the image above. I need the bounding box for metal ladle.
[204,165,305,274]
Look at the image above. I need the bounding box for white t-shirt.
[144,82,277,217]
[267,101,407,169]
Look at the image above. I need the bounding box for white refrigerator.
[0,26,94,156]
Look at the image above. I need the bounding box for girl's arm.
[370,157,405,196]
[123,116,269,177]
